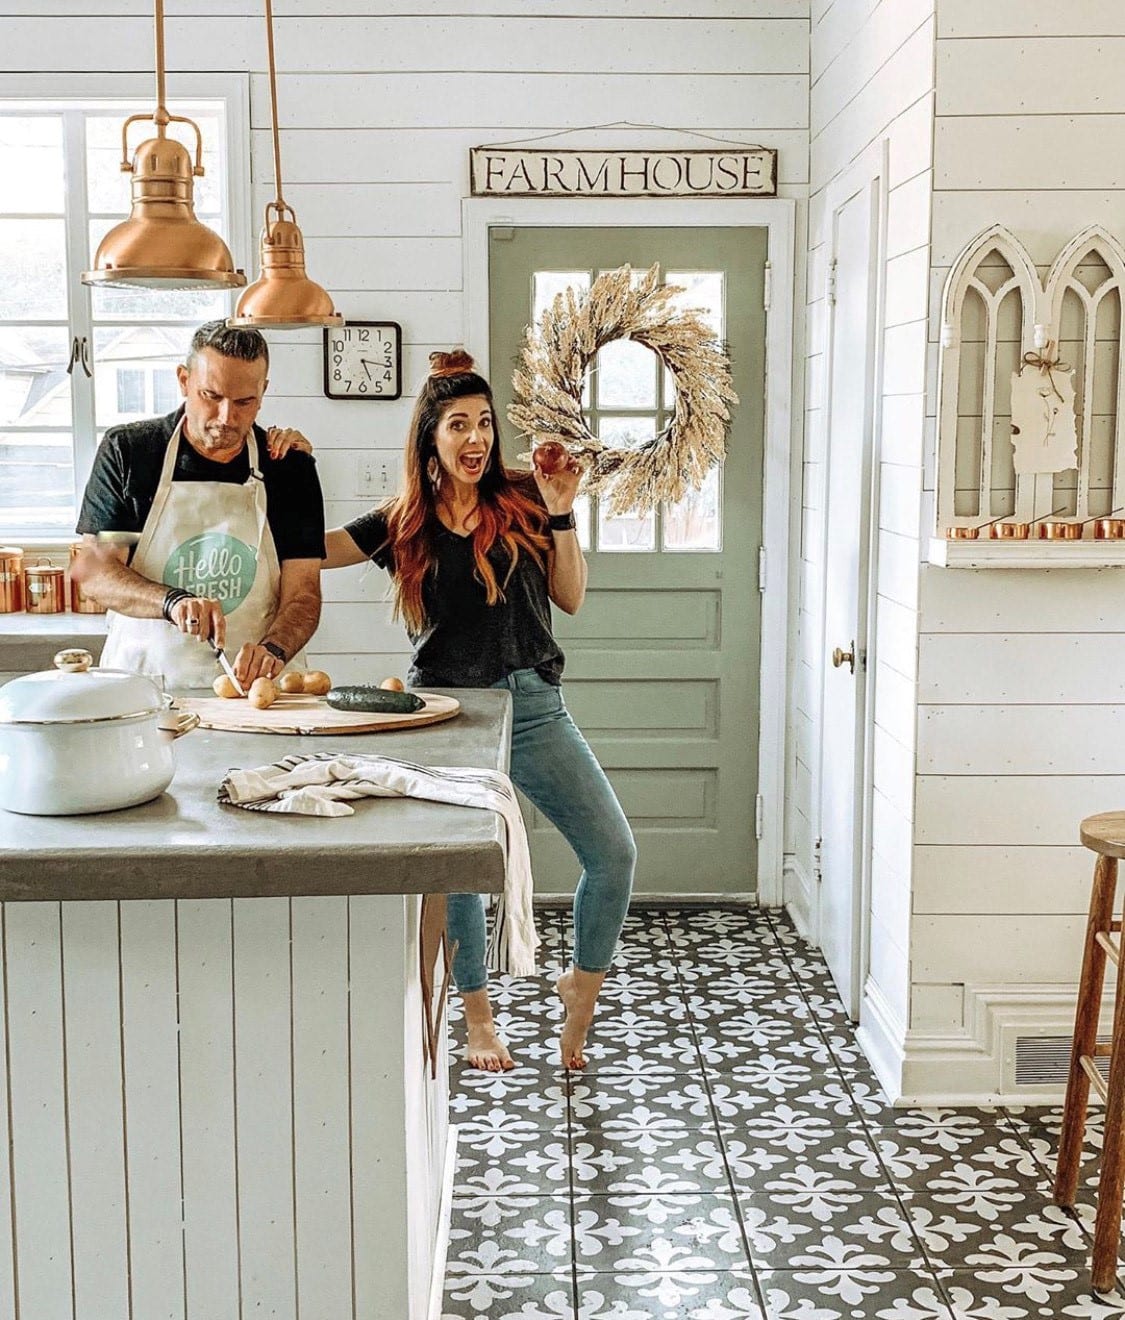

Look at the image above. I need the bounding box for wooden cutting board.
[175,691,460,735]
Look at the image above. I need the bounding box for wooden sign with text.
[470,147,777,199]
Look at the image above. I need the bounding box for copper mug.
[24,560,65,614]
[0,546,23,613]
[946,526,980,540]
[68,542,105,614]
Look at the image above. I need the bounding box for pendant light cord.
[264,0,286,209]
[153,0,168,129]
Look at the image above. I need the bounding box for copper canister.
[68,542,105,614]
[24,560,65,614]
[0,546,23,613]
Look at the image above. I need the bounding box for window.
[0,81,246,540]
[530,267,726,553]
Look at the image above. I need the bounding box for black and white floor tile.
[442,907,1125,1319]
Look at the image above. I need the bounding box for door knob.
[832,643,855,674]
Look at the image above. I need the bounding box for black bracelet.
[547,510,577,532]
[261,640,288,664]
[161,587,193,623]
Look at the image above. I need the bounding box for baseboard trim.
[857,975,908,1103]
[426,1123,460,1320]
[898,984,1112,1107]
[782,853,815,942]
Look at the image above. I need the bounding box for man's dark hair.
[186,320,269,371]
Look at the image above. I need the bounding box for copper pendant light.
[82,1,245,291]
[228,0,342,329]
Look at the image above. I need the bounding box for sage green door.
[489,226,767,898]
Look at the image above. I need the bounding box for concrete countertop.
[0,689,511,902]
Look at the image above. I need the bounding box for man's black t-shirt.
[345,507,563,689]
[76,406,326,561]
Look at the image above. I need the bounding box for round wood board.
[175,691,460,735]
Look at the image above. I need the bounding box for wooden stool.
[1056,811,1125,1293]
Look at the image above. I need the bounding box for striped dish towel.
[219,752,538,977]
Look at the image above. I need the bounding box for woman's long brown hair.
[377,350,550,634]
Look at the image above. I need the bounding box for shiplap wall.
[793,0,934,1033]
[0,0,812,690]
[913,1,1125,1046]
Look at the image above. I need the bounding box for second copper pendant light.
[228,0,343,330]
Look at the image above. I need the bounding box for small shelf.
[928,538,1125,569]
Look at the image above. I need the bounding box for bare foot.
[464,1023,514,1072]
[556,968,605,1070]
[461,987,515,1072]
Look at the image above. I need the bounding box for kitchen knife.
[210,640,247,697]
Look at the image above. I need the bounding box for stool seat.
[1081,811,1125,858]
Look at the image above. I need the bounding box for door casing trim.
[463,196,796,905]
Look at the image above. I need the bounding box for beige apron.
[100,418,306,688]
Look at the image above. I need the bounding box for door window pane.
[0,221,68,319]
[664,271,725,408]
[0,116,64,213]
[664,466,722,551]
[596,414,656,551]
[0,431,74,531]
[596,338,656,408]
[0,327,71,428]
[532,270,589,324]
[116,368,144,415]
[94,325,190,428]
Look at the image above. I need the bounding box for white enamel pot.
[0,648,199,816]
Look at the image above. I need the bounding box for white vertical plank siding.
[177,900,239,1320]
[290,897,352,1320]
[119,900,185,1320]
[232,896,296,1320]
[3,904,71,1320]
[61,902,129,1320]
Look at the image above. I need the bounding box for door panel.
[489,226,767,897]
[819,187,878,1018]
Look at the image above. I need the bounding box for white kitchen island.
[0,687,510,1320]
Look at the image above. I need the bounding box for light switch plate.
[355,453,402,499]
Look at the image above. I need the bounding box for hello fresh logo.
[164,533,257,615]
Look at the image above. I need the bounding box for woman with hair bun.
[323,350,636,1071]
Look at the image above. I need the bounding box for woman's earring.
[427,455,442,491]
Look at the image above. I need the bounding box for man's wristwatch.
[261,640,288,664]
[547,511,577,532]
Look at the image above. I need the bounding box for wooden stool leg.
[1057,854,1118,1207]
[1093,905,1125,1293]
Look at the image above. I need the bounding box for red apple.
[532,440,569,475]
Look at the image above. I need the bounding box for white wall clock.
[323,321,402,400]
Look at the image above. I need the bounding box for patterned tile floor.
[443,906,1125,1319]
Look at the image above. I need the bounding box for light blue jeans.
[447,668,636,992]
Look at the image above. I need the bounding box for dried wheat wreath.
[508,263,738,516]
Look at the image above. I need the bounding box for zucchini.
[326,685,425,715]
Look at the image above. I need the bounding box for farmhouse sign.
[469,147,777,199]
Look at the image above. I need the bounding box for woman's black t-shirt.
[344,508,564,688]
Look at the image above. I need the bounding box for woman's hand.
[267,426,314,459]
[534,456,583,515]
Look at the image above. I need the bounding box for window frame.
[0,72,251,547]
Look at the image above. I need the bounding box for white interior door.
[818,181,879,1019]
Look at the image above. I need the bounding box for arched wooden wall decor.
[935,224,1125,565]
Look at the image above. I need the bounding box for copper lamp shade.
[228,203,342,329]
[81,2,245,292]
[226,0,342,331]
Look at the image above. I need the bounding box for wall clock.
[323,321,402,399]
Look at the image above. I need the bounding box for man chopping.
[74,320,324,690]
